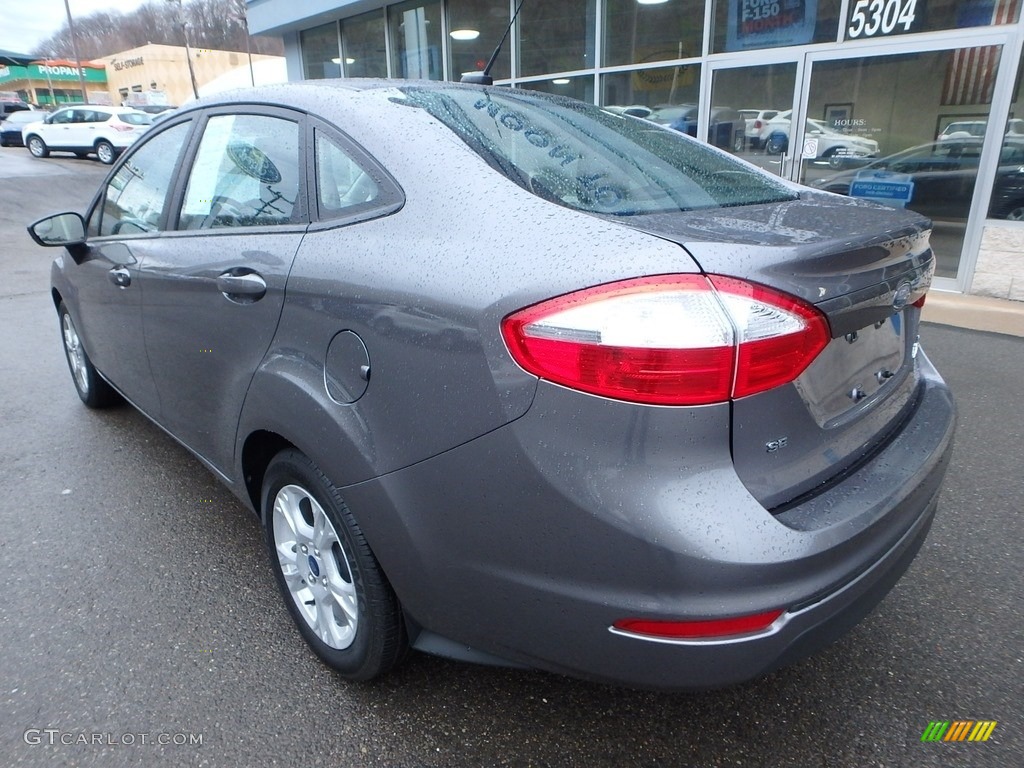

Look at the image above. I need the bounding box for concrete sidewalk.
[922,291,1024,338]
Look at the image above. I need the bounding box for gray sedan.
[28,81,955,689]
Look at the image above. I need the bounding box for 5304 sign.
[847,0,923,39]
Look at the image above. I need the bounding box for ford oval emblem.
[893,281,913,311]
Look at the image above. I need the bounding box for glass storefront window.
[518,0,596,77]
[521,75,595,104]
[300,22,341,80]
[603,0,704,68]
[602,65,701,111]
[842,0,1021,42]
[448,0,509,81]
[710,63,796,171]
[712,0,843,54]
[601,65,701,135]
[342,11,388,78]
[803,48,1002,277]
[986,49,1024,220]
[388,0,443,80]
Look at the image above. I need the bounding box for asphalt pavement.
[0,145,1021,768]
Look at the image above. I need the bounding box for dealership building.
[245,0,1024,300]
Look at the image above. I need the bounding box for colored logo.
[921,721,997,742]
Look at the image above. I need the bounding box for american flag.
[941,0,1021,105]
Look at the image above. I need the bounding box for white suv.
[22,105,152,164]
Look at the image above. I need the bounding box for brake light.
[501,275,829,405]
[753,120,763,129]
[613,610,784,639]
[111,123,134,132]
[913,294,926,308]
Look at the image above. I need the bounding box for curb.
[921,291,1024,338]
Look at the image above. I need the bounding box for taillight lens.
[613,609,784,639]
[111,122,134,132]
[501,274,829,406]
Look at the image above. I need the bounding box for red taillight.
[501,275,829,406]
[111,123,134,132]
[913,294,926,308]
[613,610,784,639]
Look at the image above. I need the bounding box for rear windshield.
[397,86,796,216]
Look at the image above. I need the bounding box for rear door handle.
[109,267,131,287]
[216,271,266,301]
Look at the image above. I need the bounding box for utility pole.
[62,0,89,103]
[167,0,199,99]
[233,0,255,86]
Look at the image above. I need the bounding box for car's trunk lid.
[610,192,934,509]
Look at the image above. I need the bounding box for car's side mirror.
[28,212,86,248]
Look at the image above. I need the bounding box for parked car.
[21,105,152,164]
[737,108,780,150]
[763,112,880,168]
[28,81,955,690]
[647,104,743,150]
[0,109,40,147]
[938,117,1024,141]
[603,104,653,119]
[1,99,32,119]
[813,137,1024,221]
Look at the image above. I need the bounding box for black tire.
[733,134,745,153]
[765,132,788,155]
[824,148,846,169]
[263,449,407,680]
[95,140,116,165]
[26,135,48,158]
[998,200,1024,221]
[58,303,121,408]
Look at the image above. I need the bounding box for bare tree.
[32,0,283,59]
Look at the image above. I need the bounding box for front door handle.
[109,267,131,287]
[216,270,267,301]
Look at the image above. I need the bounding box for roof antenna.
[460,0,526,85]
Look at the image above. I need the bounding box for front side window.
[180,114,301,230]
[398,87,796,216]
[50,110,73,124]
[99,122,191,237]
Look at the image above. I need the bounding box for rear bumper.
[343,351,955,689]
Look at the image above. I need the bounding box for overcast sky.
[0,0,148,56]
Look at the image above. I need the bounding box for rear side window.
[99,122,191,236]
[119,113,152,126]
[179,114,301,230]
[398,87,796,216]
[315,132,379,216]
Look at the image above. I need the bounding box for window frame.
[86,116,197,240]
[163,105,312,237]
[305,119,405,229]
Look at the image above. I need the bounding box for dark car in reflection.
[28,81,954,690]
[0,109,40,147]
[647,104,742,151]
[813,137,1024,220]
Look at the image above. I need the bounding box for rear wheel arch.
[242,429,295,518]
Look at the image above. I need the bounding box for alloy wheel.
[272,484,359,649]
[62,312,89,397]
